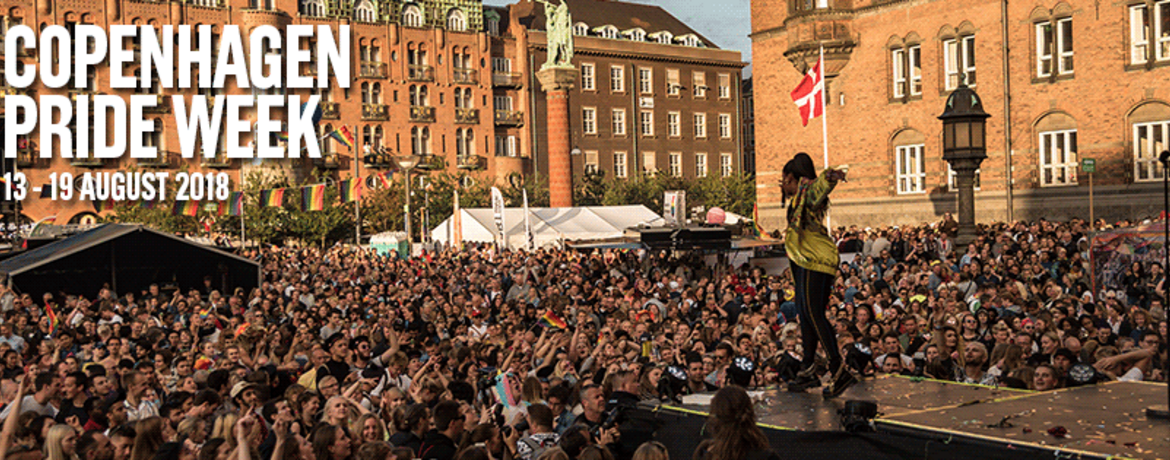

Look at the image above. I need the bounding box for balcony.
[494,109,524,126]
[142,94,171,113]
[321,101,340,120]
[492,72,523,87]
[457,154,486,170]
[410,106,435,123]
[455,108,479,124]
[313,153,342,170]
[414,154,443,171]
[201,152,232,169]
[362,103,389,121]
[408,65,434,82]
[359,61,387,79]
[453,68,478,85]
[70,157,109,168]
[363,150,395,169]
[138,151,176,168]
[15,146,36,168]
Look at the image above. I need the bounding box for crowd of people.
[0,213,1164,460]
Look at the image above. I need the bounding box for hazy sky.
[484,0,753,73]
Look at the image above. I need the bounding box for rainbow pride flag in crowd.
[301,184,326,211]
[261,188,285,207]
[539,310,568,329]
[331,126,355,148]
[339,178,361,203]
[46,303,59,337]
[173,200,199,217]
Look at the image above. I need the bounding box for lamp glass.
[955,121,971,149]
[971,121,985,149]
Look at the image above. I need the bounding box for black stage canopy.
[0,224,260,298]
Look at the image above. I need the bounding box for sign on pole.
[663,190,686,227]
[1081,158,1096,173]
[491,187,505,246]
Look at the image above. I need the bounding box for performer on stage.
[780,153,856,399]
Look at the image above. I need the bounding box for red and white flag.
[790,55,825,127]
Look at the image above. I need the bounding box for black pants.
[793,264,842,370]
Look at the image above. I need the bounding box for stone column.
[950,158,983,248]
[536,67,578,208]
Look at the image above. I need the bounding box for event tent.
[0,224,261,297]
[431,205,664,249]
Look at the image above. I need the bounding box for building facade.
[504,0,747,182]
[742,76,755,175]
[752,0,1170,229]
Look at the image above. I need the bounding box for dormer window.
[354,0,376,23]
[447,8,466,31]
[678,34,701,47]
[403,4,423,28]
[573,22,589,36]
[625,28,645,41]
[595,25,619,39]
[300,0,325,17]
[653,32,673,44]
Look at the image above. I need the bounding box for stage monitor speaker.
[677,227,731,250]
[639,228,676,249]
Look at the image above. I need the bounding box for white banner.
[523,189,533,250]
[491,187,505,241]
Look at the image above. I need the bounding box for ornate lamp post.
[938,82,990,248]
[396,155,422,243]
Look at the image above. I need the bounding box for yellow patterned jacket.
[784,170,841,275]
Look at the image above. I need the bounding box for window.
[612,109,626,136]
[639,68,653,94]
[574,22,589,36]
[1036,19,1073,77]
[718,74,731,99]
[626,29,646,41]
[719,114,732,139]
[581,63,595,90]
[410,126,431,155]
[943,35,976,89]
[720,153,733,177]
[669,152,682,177]
[643,152,657,174]
[1133,120,1168,181]
[492,57,512,73]
[487,17,499,35]
[693,113,707,138]
[895,144,926,194]
[614,152,628,178]
[1039,130,1078,186]
[583,107,597,134]
[610,65,624,92]
[355,0,376,22]
[447,9,466,31]
[892,45,922,97]
[494,95,512,111]
[666,69,680,96]
[509,136,519,157]
[598,25,619,39]
[668,111,681,137]
[403,4,423,28]
[1130,2,1170,64]
[585,150,599,173]
[693,72,706,97]
[656,32,673,44]
[301,0,326,17]
[696,153,708,177]
[680,35,701,47]
[640,110,654,136]
[947,165,982,191]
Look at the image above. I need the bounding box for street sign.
[1081,158,1096,173]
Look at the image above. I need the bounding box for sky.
[484,0,753,74]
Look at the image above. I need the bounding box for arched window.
[891,128,926,194]
[403,4,423,28]
[597,25,618,39]
[1034,111,1078,186]
[1129,101,1170,182]
[300,0,325,17]
[354,0,376,22]
[145,119,161,149]
[456,129,466,156]
[372,83,382,103]
[573,22,589,36]
[655,32,673,45]
[410,85,419,106]
[447,9,466,32]
[361,82,371,103]
[454,88,463,109]
[466,128,474,155]
[420,85,429,105]
[323,124,334,153]
[625,28,645,41]
[374,126,384,149]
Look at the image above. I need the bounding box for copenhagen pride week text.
[2,24,352,163]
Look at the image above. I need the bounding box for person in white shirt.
[0,371,60,419]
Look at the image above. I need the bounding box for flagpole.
[819,44,833,235]
[240,199,246,249]
[353,125,362,246]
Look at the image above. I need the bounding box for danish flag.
[790,54,825,127]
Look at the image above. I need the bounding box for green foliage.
[595,172,756,219]
[573,169,607,206]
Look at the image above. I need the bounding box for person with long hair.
[311,424,353,460]
[780,152,856,398]
[692,386,778,460]
[129,417,168,460]
[43,424,79,460]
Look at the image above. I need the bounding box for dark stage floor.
[879,380,1170,459]
[665,375,1028,431]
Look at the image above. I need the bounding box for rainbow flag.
[46,303,59,337]
[494,372,519,408]
[377,171,393,188]
[539,310,568,330]
[278,131,289,141]
[331,126,355,148]
[260,188,285,207]
[173,200,199,217]
[339,178,361,203]
[301,184,326,211]
[227,191,244,216]
[751,203,767,238]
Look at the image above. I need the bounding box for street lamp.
[938,82,990,248]
[396,154,422,243]
[1150,149,1170,420]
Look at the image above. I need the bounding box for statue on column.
[536,0,574,70]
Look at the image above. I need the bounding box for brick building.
[503,0,747,182]
[0,0,500,224]
[742,76,755,174]
[752,0,1170,229]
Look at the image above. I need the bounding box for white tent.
[432,205,664,249]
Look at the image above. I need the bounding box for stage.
[649,376,1170,459]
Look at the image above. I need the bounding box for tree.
[573,169,607,206]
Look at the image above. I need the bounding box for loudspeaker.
[639,228,675,249]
